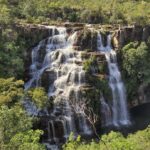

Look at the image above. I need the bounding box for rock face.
[22,23,150,107]
[116,25,150,108]
[130,103,150,132]
[115,25,150,48]
[15,24,52,82]
[75,28,97,51]
[22,23,150,149]
[128,83,150,108]
[22,23,150,130]
[16,24,52,46]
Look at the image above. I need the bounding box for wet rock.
[63,22,85,28]
[41,70,57,92]
[142,26,150,41]
[92,73,107,80]
[66,28,72,34]
[73,27,84,32]
[76,28,97,51]
[73,46,81,51]
[80,85,94,91]
[130,99,139,108]
[81,52,105,60]
[54,121,64,139]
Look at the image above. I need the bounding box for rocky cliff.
[21,23,150,109]
[20,23,150,147]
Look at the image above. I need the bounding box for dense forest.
[0,0,150,25]
[0,0,150,150]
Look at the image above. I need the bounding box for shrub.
[121,42,150,100]
[63,126,150,150]
[27,87,49,109]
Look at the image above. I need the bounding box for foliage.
[0,1,149,150]
[0,105,33,144]
[63,132,81,150]
[27,87,49,109]
[0,28,25,79]
[122,42,150,81]
[19,0,49,19]
[0,0,150,25]
[0,78,45,149]
[63,126,150,150]
[83,56,97,73]
[0,78,24,106]
[121,42,150,100]
[0,1,11,25]
[83,55,111,101]
[7,130,45,150]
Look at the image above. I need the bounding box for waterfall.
[25,26,92,147]
[100,95,112,127]
[25,25,131,149]
[97,32,130,127]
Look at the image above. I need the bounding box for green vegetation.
[0,0,150,149]
[83,56,97,73]
[0,78,45,149]
[0,28,25,79]
[17,0,150,25]
[63,126,150,150]
[83,55,111,101]
[7,130,45,150]
[0,0,149,25]
[0,78,24,107]
[121,41,150,101]
[27,87,49,109]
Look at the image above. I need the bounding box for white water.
[97,32,130,127]
[25,25,132,149]
[25,26,92,147]
[100,95,112,127]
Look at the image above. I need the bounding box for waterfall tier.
[25,26,131,149]
[25,26,93,147]
[97,31,130,127]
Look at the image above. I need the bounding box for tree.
[121,42,150,100]
[0,28,25,79]
[0,78,45,149]
[27,87,49,109]
[63,126,150,150]
[0,78,24,106]
[7,130,45,150]
[0,105,33,144]
[0,0,11,26]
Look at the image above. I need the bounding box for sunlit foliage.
[27,87,49,109]
[121,41,150,100]
[63,126,150,150]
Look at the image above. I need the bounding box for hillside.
[0,0,150,150]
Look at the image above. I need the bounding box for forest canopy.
[0,0,149,25]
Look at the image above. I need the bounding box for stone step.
[81,52,106,60]
[73,46,81,51]
[63,22,85,28]
[92,73,107,79]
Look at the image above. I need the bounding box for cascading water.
[25,26,92,148]
[100,95,112,127]
[97,32,130,127]
[24,25,131,149]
